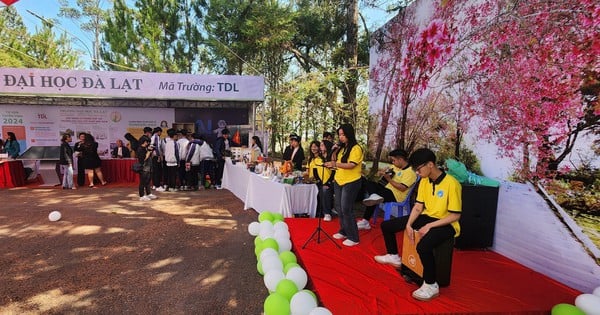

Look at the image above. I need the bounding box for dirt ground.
[0,186,266,315]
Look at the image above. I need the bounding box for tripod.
[302,200,341,249]
[302,163,341,249]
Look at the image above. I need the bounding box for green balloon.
[272,218,283,224]
[255,243,264,258]
[283,262,300,273]
[262,238,279,251]
[272,213,284,221]
[279,251,297,267]
[301,289,317,303]
[264,293,290,315]
[255,236,264,247]
[275,279,298,301]
[257,260,264,275]
[258,211,274,222]
[551,303,585,315]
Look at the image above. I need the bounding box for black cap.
[290,134,301,142]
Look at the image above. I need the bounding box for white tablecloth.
[221,159,250,201]
[221,160,318,218]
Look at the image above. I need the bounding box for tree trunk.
[340,0,359,124]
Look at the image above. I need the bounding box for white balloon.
[261,255,283,274]
[575,293,600,315]
[48,211,61,222]
[263,269,285,293]
[274,221,289,231]
[259,228,275,240]
[286,266,308,290]
[290,291,317,315]
[259,248,279,261]
[593,286,600,297]
[274,228,291,240]
[248,222,260,236]
[260,220,274,232]
[276,237,292,253]
[308,307,332,315]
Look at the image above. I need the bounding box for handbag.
[131,162,143,173]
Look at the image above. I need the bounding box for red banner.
[0,0,20,6]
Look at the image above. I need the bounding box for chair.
[371,176,420,225]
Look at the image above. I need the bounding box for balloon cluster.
[551,286,600,315]
[248,211,333,315]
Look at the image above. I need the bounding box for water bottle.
[205,174,211,188]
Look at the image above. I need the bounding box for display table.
[0,160,26,188]
[222,160,318,218]
[221,159,251,201]
[101,158,139,184]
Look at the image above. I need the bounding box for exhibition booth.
[0,67,265,187]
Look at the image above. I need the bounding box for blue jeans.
[61,164,73,188]
[334,178,362,242]
[319,184,334,216]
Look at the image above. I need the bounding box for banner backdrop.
[0,105,174,157]
[0,67,265,101]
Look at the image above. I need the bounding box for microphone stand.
[302,162,341,249]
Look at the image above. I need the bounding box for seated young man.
[373,148,462,301]
[357,149,417,230]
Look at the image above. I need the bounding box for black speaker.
[455,185,499,249]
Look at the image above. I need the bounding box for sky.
[4,0,397,69]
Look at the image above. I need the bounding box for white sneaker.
[323,214,332,221]
[147,194,158,199]
[139,196,151,201]
[155,186,166,192]
[357,219,371,230]
[363,193,384,206]
[342,239,359,247]
[412,282,440,301]
[374,254,402,267]
[332,233,346,240]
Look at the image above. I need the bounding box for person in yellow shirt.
[307,140,335,221]
[324,124,363,247]
[357,149,417,230]
[374,148,462,301]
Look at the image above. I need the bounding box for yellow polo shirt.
[386,165,417,202]
[416,172,462,236]
[307,156,332,183]
[334,145,363,186]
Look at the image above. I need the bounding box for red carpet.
[286,218,580,315]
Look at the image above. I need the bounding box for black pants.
[139,172,152,197]
[165,165,178,190]
[151,156,162,187]
[215,159,225,185]
[380,214,455,284]
[186,164,200,188]
[178,160,187,187]
[363,180,397,220]
[77,157,85,187]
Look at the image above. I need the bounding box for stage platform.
[286,218,580,315]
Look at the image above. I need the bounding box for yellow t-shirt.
[386,165,417,202]
[416,172,462,236]
[334,145,363,186]
[307,156,332,183]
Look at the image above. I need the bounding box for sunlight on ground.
[199,272,226,287]
[183,218,237,229]
[67,225,132,235]
[2,288,95,313]
[151,272,177,285]
[146,256,184,269]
